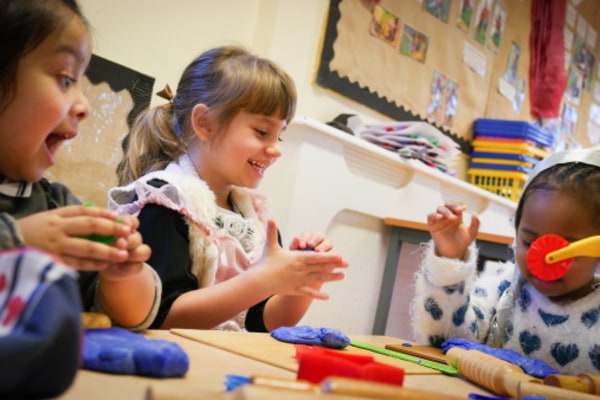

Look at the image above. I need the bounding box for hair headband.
[524,146,600,190]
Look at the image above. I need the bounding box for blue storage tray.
[474,118,554,147]
[470,151,539,164]
[468,162,532,173]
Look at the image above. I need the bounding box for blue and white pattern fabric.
[0,248,82,398]
[411,241,600,375]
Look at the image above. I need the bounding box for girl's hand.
[17,205,135,271]
[260,220,348,300]
[289,231,333,252]
[102,229,152,280]
[427,202,480,260]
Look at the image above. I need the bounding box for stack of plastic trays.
[468,119,553,202]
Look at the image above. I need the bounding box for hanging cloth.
[529,0,567,118]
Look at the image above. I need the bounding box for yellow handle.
[546,235,600,263]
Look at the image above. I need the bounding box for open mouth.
[45,132,74,154]
[248,159,267,176]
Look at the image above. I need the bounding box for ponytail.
[116,103,187,185]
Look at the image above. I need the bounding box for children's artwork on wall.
[586,25,597,49]
[314,0,554,155]
[427,70,447,123]
[400,24,429,63]
[503,41,520,85]
[571,34,587,71]
[561,102,579,138]
[565,66,583,105]
[473,0,492,46]
[570,34,596,92]
[456,0,475,33]
[513,78,526,114]
[45,54,154,206]
[590,102,600,126]
[369,4,401,47]
[443,79,459,128]
[588,123,600,145]
[424,0,452,23]
[583,51,595,92]
[487,3,507,53]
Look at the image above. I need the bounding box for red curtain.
[529,0,567,118]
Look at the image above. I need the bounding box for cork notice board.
[316,0,600,151]
[45,55,155,206]
[315,0,537,154]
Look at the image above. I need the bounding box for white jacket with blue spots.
[411,241,600,375]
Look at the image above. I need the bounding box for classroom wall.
[78,0,382,125]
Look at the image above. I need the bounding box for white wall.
[78,0,383,122]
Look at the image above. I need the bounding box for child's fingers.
[313,239,333,252]
[125,244,152,263]
[56,204,120,220]
[118,215,140,230]
[265,220,281,247]
[63,216,132,239]
[290,231,325,250]
[468,214,481,239]
[297,286,330,300]
[62,237,129,264]
[299,251,349,267]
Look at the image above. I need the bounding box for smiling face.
[192,110,285,207]
[0,14,91,182]
[516,190,600,301]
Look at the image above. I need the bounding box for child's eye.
[59,75,76,90]
[278,136,284,142]
[520,238,532,249]
[254,128,267,136]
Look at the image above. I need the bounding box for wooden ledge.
[384,217,513,245]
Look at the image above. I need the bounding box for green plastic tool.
[350,340,458,375]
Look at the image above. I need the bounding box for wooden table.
[60,329,494,399]
[373,217,514,335]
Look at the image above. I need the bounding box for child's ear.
[191,104,212,141]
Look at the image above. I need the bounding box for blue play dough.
[442,337,559,378]
[83,327,189,377]
[270,325,350,349]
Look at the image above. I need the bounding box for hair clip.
[156,84,174,103]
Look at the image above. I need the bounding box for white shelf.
[259,115,517,335]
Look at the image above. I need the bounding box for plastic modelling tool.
[527,234,600,281]
[350,340,458,375]
[295,344,405,386]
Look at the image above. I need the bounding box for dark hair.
[118,45,297,185]
[0,0,88,111]
[514,162,600,230]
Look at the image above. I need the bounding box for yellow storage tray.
[471,139,548,159]
[467,168,529,202]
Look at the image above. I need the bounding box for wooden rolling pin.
[446,347,600,400]
[228,374,468,399]
[320,376,466,399]
[544,373,600,395]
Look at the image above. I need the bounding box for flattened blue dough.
[83,327,190,377]
[442,338,559,378]
[270,325,350,349]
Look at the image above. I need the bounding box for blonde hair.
[117,45,297,185]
